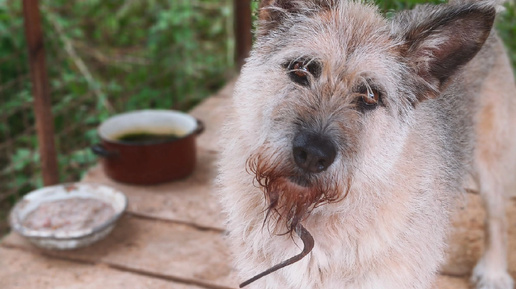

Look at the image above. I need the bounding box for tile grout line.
[124,211,226,233]
[438,271,469,279]
[107,262,236,289]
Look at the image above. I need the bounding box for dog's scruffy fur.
[217,0,516,288]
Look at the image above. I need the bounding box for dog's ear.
[396,3,495,98]
[258,0,334,37]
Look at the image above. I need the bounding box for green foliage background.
[0,0,234,234]
[0,0,515,235]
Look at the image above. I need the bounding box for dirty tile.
[0,247,205,289]
[432,275,469,289]
[190,96,232,153]
[2,215,238,289]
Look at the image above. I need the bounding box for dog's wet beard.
[247,153,348,234]
[240,154,349,286]
[265,177,339,232]
[239,223,315,288]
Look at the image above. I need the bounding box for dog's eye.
[361,89,380,106]
[288,61,310,86]
[285,60,320,86]
[357,83,381,110]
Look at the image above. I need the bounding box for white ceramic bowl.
[9,183,127,250]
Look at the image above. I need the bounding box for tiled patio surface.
[1,80,515,289]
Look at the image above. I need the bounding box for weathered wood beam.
[23,0,59,185]
[234,0,253,70]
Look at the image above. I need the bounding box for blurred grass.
[497,2,516,66]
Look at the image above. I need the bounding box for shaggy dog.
[217,1,516,288]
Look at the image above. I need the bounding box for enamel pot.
[91,110,204,185]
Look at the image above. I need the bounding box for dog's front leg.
[471,169,514,289]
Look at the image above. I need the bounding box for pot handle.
[91,144,117,158]
[195,119,205,135]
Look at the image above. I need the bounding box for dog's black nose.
[292,131,336,174]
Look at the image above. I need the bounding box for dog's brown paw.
[471,259,514,289]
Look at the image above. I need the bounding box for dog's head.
[235,0,495,233]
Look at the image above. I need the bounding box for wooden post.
[234,0,253,70]
[23,0,59,185]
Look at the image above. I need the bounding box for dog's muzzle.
[292,130,336,174]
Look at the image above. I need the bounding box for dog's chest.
[262,195,447,289]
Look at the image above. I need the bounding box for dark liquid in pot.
[116,132,181,143]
